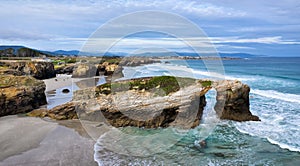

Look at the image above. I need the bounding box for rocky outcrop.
[29,76,209,129]
[28,102,77,120]
[97,57,160,81]
[72,63,97,78]
[28,77,260,128]
[4,62,55,79]
[55,65,75,75]
[0,75,47,116]
[214,80,260,121]
[76,83,209,129]
[118,57,160,67]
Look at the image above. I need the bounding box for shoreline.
[43,75,104,92]
[0,115,99,165]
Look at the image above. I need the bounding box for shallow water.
[45,58,300,165]
[93,58,300,165]
[46,76,106,109]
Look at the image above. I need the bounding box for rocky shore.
[0,57,259,128]
[0,61,55,79]
[0,75,47,116]
[28,76,260,129]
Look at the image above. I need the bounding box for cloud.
[0,0,299,56]
[0,29,57,41]
[211,36,300,45]
[50,35,298,54]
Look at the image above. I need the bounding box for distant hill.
[52,50,79,55]
[0,45,50,57]
[0,45,266,58]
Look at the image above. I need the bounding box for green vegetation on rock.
[96,76,196,96]
[199,80,212,87]
[0,75,43,88]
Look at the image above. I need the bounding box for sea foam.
[251,89,300,104]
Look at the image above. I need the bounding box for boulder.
[55,65,75,75]
[72,63,97,78]
[0,75,47,116]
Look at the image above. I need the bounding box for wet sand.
[0,115,106,166]
[43,76,73,92]
[43,76,105,92]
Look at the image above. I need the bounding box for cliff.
[0,75,47,116]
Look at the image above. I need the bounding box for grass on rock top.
[0,75,43,88]
[199,80,212,87]
[96,76,197,96]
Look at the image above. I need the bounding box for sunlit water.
[94,58,300,165]
[46,58,300,165]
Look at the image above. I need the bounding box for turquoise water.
[94,58,300,165]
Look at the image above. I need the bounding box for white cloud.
[48,35,299,53]
[0,0,299,56]
[210,36,300,44]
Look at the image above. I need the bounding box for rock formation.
[214,80,260,121]
[28,76,260,129]
[0,75,47,116]
[72,63,98,78]
[55,65,75,75]
[3,62,55,79]
[28,102,77,120]
[30,76,209,129]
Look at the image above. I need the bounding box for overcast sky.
[0,0,300,56]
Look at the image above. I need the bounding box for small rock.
[62,89,70,93]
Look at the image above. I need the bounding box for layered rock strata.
[0,75,47,116]
[28,77,260,128]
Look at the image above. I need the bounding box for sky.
[0,0,300,56]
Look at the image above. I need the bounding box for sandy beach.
[0,115,105,166]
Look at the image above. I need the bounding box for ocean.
[93,57,300,165]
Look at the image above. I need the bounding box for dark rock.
[28,102,77,120]
[62,89,70,93]
[213,153,225,158]
[55,65,75,75]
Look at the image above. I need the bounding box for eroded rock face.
[213,80,260,121]
[75,83,209,129]
[30,76,209,129]
[72,63,97,78]
[28,77,260,128]
[6,62,55,79]
[0,75,47,116]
